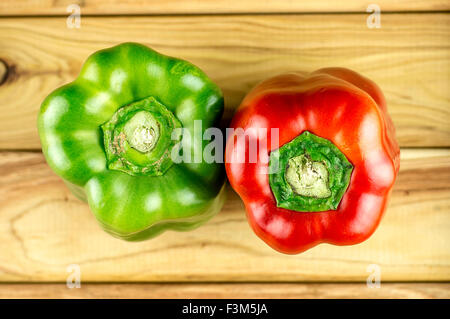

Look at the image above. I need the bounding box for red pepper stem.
[268,131,353,212]
[285,154,331,199]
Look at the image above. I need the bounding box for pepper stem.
[124,111,160,153]
[268,131,353,212]
[285,154,331,198]
[101,96,182,177]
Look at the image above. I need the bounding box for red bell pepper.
[225,68,400,254]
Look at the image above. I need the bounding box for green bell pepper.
[38,43,226,241]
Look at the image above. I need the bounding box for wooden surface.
[0,149,448,282]
[0,283,449,299]
[0,0,449,16]
[0,2,449,299]
[0,14,449,149]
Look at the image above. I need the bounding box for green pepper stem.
[124,111,160,153]
[101,96,182,177]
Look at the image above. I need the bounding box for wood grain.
[0,283,448,299]
[0,0,449,16]
[0,14,449,149]
[0,149,448,282]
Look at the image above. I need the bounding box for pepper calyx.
[101,96,182,176]
[268,131,353,212]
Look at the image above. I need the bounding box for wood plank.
[0,0,449,16]
[0,283,448,299]
[0,149,449,282]
[0,14,449,149]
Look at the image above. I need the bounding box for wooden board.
[0,0,449,16]
[0,149,448,282]
[0,283,448,299]
[0,14,449,149]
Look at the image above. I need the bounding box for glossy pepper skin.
[38,43,226,241]
[225,68,400,254]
